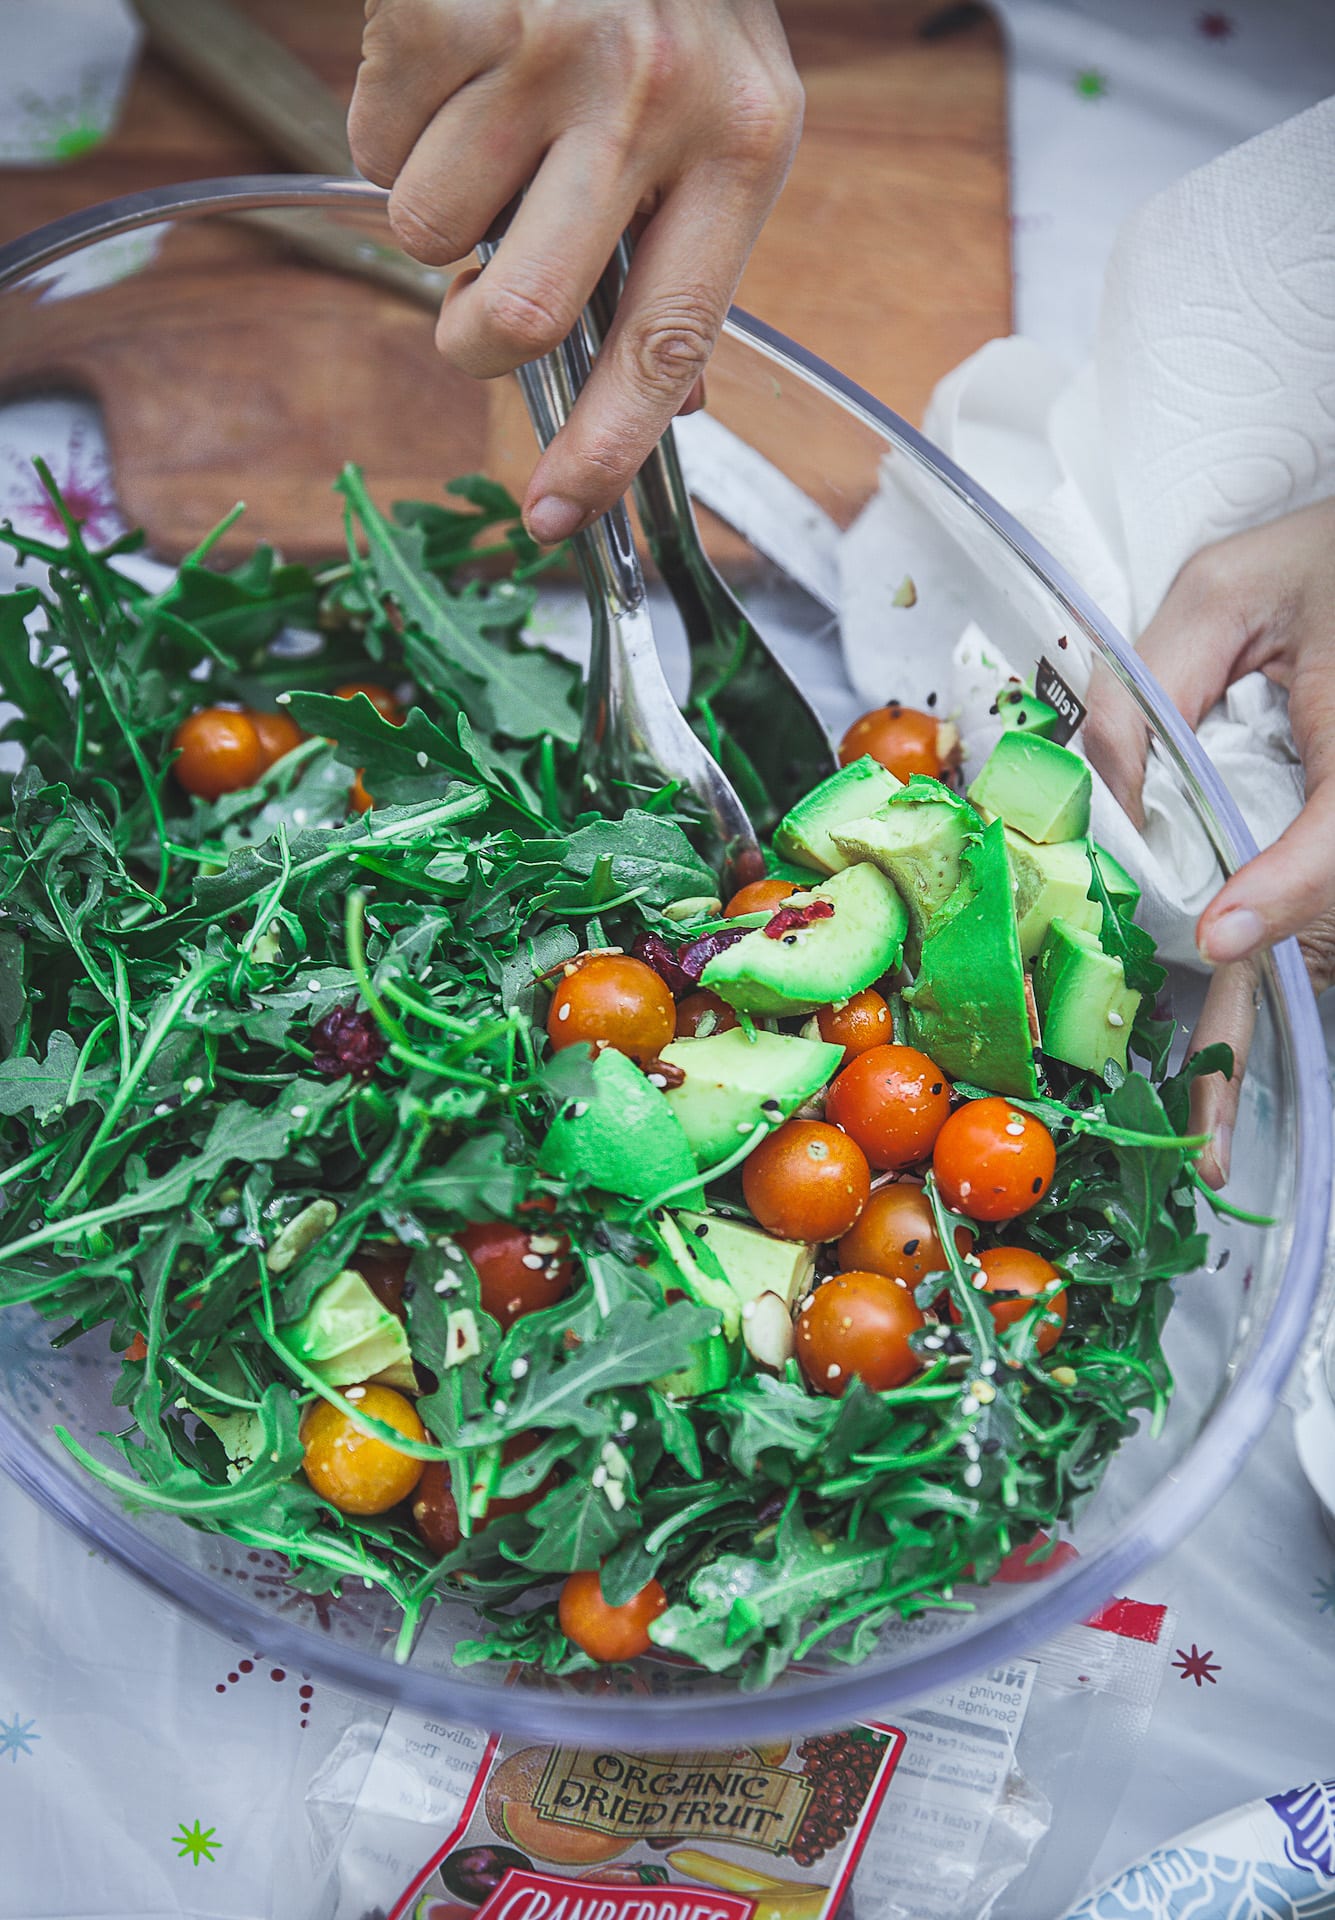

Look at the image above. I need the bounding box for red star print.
[1196,11,1234,37]
[1172,1643,1221,1686]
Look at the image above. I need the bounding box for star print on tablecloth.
[1196,11,1235,38]
[1311,1572,1335,1615]
[1172,1643,1222,1686]
[1074,68,1108,100]
[172,1820,222,1866]
[0,1713,39,1762]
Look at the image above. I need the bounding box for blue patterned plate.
[1063,1779,1335,1919]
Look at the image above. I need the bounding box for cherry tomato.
[301,1385,426,1515]
[334,680,403,724]
[674,989,741,1039]
[796,1270,925,1396]
[411,1432,554,1556]
[838,703,951,781]
[546,953,675,1062]
[932,1096,1056,1222]
[171,707,264,800]
[723,878,797,918]
[837,1178,973,1286]
[951,1245,1068,1355]
[457,1207,576,1330]
[818,988,893,1062]
[826,1045,952,1170]
[349,770,374,814]
[742,1119,871,1242]
[249,708,305,769]
[558,1568,668,1662]
[124,1332,148,1364]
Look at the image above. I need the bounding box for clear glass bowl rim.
[0,176,1327,1743]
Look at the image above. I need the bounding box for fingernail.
[525,496,583,545]
[1199,907,1265,964]
[1211,1121,1233,1186]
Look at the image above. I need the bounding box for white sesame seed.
[510,1358,529,1379]
[154,1102,171,1117]
[591,1465,608,1488]
[521,1253,544,1270]
[959,1179,972,1197]
[963,1463,982,1488]
[972,1273,989,1289]
[557,1003,572,1022]
[826,1363,842,1380]
[276,691,292,705]
[492,1399,508,1415]
[433,1278,451,1295]
[363,1576,374,1589]
[183,1075,204,1096]
[741,1300,756,1320]
[572,1101,589,1118]
[619,1410,637,1432]
[290,1105,309,1120]
[646,1074,667,1089]
[736,1122,753,1134]
[1107,1010,1125,1028]
[923,1334,944,1349]
[307,978,321,993]
[894,1276,908,1289]
[444,1244,464,1262]
[605,1480,626,1511]
[1005,1120,1026,1137]
[980,1357,997,1375]
[528,1234,560,1254]
[960,1395,979,1417]
[345,1386,366,1401]
[416,750,429,769]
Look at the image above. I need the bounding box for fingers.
[387,75,539,264]
[1185,957,1258,1188]
[348,1,495,187]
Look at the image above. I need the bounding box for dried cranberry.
[762,899,835,940]
[632,927,747,992]
[311,1003,387,1079]
[676,927,746,982]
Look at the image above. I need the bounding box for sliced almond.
[743,1291,796,1374]
[1023,973,1043,1049]
[936,719,963,770]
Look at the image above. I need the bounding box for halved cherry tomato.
[838,703,953,781]
[742,1119,870,1242]
[836,1178,973,1286]
[951,1245,1067,1354]
[300,1386,425,1515]
[412,1432,555,1556]
[558,1569,667,1662]
[457,1207,575,1330]
[171,707,264,800]
[796,1270,925,1396]
[334,680,403,724]
[546,953,675,1062]
[723,878,797,918]
[825,1044,952,1170]
[674,989,741,1039]
[249,709,305,769]
[932,1096,1056,1222]
[818,988,893,1062]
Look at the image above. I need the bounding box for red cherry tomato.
[836,1178,973,1286]
[171,708,265,800]
[838,704,949,781]
[826,1045,952,1171]
[674,989,741,1039]
[723,878,797,918]
[411,1432,554,1556]
[457,1209,576,1331]
[352,1241,411,1318]
[546,953,676,1063]
[932,1097,1056,1222]
[558,1569,668,1662]
[818,988,893,1062]
[334,680,403,724]
[796,1270,925,1396]
[249,709,306,770]
[742,1119,871,1242]
[951,1244,1068,1354]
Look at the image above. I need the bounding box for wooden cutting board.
[0,0,1009,561]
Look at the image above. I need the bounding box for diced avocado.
[699,862,908,1017]
[655,1332,732,1399]
[1005,828,1102,966]
[1034,917,1141,1077]
[773,757,902,874]
[831,779,982,957]
[659,1028,842,1170]
[903,817,1038,1098]
[1090,841,1141,914]
[539,1047,702,1205]
[279,1268,416,1392]
[675,1211,815,1312]
[968,732,1092,844]
[649,1210,743,1339]
[997,685,1061,738]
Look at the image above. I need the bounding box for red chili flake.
[311,1003,387,1079]
[762,899,835,940]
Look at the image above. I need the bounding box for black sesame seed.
[926,690,938,708]
[1032,1176,1043,1192]
[930,1083,943,1095]
[987,703,999,716]
[782,934,798,945]
[903,1238,920,1256]
[1016,713,1027,726]
[1217,1248,1230,1269]
[761,1099,782,1112]
[693,1223,709,1238]
[981,1438,1001,1454]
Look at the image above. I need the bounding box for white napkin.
[839,97,1334,967]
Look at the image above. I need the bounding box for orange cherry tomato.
[796,1270,925,1396]
[951,1245,1067,1355]
[723,878,797,918]
[826,1045,952,1170]
[558,1569,668,1662]
[249,708,306,769]
[349,770,374,814]
[932,1096,1056,1222]
[839,703,947,781]
[742,1119,871,1242]
[411,1432,554,1556]
[334,680,403,724]
[818,988,893,1062]
[457,1208,576,1331]
[300,1386,426,1515]
[171,707,265,800]
[674,989,741,1039]
[836,1179,973,1287]
[125,1332,148,1364]
[546,953,675,1063]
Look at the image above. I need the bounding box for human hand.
[1084,498,1335,1182]
[348,0,802,544]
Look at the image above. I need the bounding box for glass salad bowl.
[0,177,1327,1746]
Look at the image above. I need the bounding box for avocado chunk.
[831,778,982,958]
[1034,917,1141,1077]
[1005,828,1103,966]
[539,1046,702,1205]
[676,1211,816,1311]
[699,862,908,1017]
[659,1028,843,1170]
[278,1268,417,1392]
[773,756,902,874]
[903,817,1038,1097]
[1090,841,1141,914]
[655,1332,732,1399]
[997,685,1061,738]
[640,1214,738,1396]
[968,731,1092,844]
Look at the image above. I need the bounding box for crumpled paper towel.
[840,96,1334,967]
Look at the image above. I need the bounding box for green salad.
[0,463,1235,1681]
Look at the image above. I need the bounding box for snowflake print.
[1172,1643,1221,1686]
[0,1714,39,1763]
[1312,1572,1335,1615]
[172,1820,222,1866]
[1196,11,1235,38]
[1074,68,1108,100]
[0,419,121,547]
